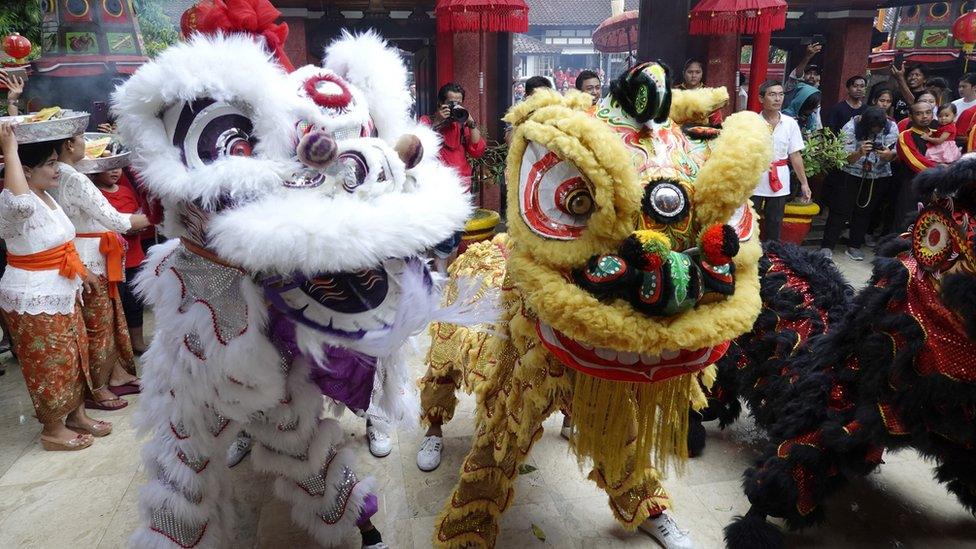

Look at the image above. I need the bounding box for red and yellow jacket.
[898,127,937,173]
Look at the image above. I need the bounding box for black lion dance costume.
[712,157,976,548]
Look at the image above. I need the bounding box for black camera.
[447,101,469,125]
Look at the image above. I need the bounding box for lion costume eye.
[519,141,594,240]
[163,98,257,168]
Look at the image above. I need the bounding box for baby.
[923,103,962,164]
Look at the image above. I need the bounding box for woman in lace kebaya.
[51,134,150,411]
[0,124,108,450]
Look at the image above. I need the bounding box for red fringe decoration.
[689,5,787,36]
[435,0,529,34]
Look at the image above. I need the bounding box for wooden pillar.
[747,30,771,112]
[638,0,693,72]
[282,17,308,67]
[821,15,874,109]
[437,28,454,87]
[706,33,740,116]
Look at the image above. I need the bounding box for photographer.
[819,106,898,261]
[419,83,486,272]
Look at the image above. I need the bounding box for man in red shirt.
[419,82,486,273]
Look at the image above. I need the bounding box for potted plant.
[781,128,847,245]
[462,140,508,251]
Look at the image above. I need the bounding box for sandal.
[66,419,113,437]
[85,396,129,411]
[108,379,141,397]
[41,433,94,451]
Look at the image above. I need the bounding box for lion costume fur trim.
[503,89,768,355]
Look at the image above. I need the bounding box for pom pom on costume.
[700,223,739,266]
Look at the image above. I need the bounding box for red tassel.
[689,6,785,36]
[435,0,529,33]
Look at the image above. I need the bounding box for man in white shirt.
[952,73,976,121]
[751,80,812,242]
[952,73,976,147]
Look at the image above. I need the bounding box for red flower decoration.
[191,0,294,72]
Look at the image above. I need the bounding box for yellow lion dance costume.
[431,63,772,547]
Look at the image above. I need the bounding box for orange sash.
[7,241,88,281]
[76,232,125,298]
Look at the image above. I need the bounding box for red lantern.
[953,11,976,70]
[3,33,32,60]
[954,10,976,44]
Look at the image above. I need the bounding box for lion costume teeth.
[431,63,772,548]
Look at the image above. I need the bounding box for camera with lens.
[447,101,469,125]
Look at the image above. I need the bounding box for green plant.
[132,0,179,58]
[469,140,508,195]
[801,128,848,177]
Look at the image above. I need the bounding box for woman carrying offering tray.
[0,121,108,450]
[51,131,150,410]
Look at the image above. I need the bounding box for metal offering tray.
[75,132,131,174]
[0,110,90,144]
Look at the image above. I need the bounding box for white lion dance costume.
[111,2,473,546]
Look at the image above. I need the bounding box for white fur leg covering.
[131,240,286,548]
[247,359,377,547]
[129,385,239,549]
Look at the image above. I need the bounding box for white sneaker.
[363,542,389,549]
[639,512,696,549]
[417,435,443,471]
[226,432,252,468]
[366,421,392,458]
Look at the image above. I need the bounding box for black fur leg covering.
[724,507,784,549]
[688,408,707,458]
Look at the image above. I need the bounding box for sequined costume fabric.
[420,234,509,427]
[80,275,136,388]
[2,309,90,422]
[132,240,377,548]
[433,282,678,548]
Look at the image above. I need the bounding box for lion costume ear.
[504,88,592,129]
[609,61,672,124]
[670,87,729,125]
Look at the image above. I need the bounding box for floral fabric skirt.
[80,276,136,387]
[1,307,90,422]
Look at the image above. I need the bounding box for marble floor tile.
[95,470,143,549]
[0,408,144,486]
[1,251,975,548]
[0,472,134,548]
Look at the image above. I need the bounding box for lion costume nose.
[573,225,740,317]
[297,129,338,169]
